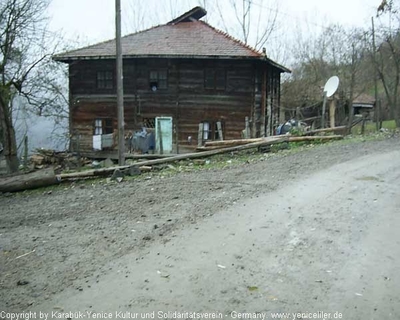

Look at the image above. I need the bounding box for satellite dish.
[323,76,339,98]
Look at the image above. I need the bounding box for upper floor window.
[205,68,226,90]
[149,70,168,91]
[97,71,113,89]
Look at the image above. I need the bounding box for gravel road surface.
[1,136,399,319]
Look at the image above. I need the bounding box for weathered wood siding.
[69,58,281,152]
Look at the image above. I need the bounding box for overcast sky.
[47,0,383,65]
[48,0,380,41]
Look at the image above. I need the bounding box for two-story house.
[53,6,290,153]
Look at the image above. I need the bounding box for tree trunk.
[0,168,59,193]
[0,99,19,174]
[396,107,400,128]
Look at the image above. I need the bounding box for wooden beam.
[200,135,343,150]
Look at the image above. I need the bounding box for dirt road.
[1,137,400,319]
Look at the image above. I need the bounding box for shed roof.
[53,7,290,73]
[353,93,375,106]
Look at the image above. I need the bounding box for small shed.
[353,93,375,117]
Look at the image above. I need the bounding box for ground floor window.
[201,120,224,141]
[94,118,113,135]
[142,118,156,129]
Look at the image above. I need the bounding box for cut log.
[0,168,60,193]
[58,136,287,181]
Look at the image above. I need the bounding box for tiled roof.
[53,7,290,72]
[54,21,261,60]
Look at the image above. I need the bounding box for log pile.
[30,149,89,172]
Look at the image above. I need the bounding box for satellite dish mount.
[321,76,339,128]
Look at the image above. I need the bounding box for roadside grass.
[351,119,396,135]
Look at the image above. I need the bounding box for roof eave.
[53,54,291,73]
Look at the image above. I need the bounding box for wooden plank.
[244,116,250,139]
[197,123,203,147]
[217,121,223,141]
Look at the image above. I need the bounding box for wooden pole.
[329,98,336,128]
[23,135,28,170]
[115,0,125,166]
[321,91,327,128]
[348,43,356,135]
[372,17,380,131]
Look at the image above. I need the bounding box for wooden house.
[53,7,290,153]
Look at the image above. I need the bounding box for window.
[94,118,113,135]
[201,120,224,141]
[97,71,113,89]
[205,68,226,90]
[149,70,167,91]
[214,121,224,140]
[143,118,156,129]
[202,122,210,140]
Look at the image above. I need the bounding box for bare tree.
[282,24,371,127]
[124,0,207,34]
[372,2,400,127]
[0,0,68,173]
[215,0,279,51]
